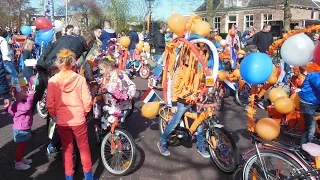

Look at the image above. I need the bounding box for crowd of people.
[1,16,320,179]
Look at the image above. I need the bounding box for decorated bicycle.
[233,25,320,180]
[141,14,238,173]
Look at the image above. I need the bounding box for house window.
[228,15,237,30]
[202,17,207,22]
[214,17,221,31]
[262,14,273,25]
[244,15,254,29]
[224,0,242,8]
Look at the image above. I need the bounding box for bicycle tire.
[235,83,251,107]
[242,149,306,180]
[207,127,238,173]
[158,107,172,135]
[100,128,136,176]
[37,101,48,119]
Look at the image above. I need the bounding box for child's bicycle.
[93,90,137,176]
[158,90,238,173]
[234,132,320,180]
[126,59,150,79]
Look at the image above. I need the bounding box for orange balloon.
[192,21,211,37]
[215,36,222,42]
[168,14,186,37]
[274,97,294,114]
[119,36,130,48]
[290,93,300,109]
[267,75,277,84]
[233,69,240,78]
[268,88,288,103]
[218,71,227,81]
[141,102,160,119]
[144,43,150,52]
[136,43,143,51]
[255,118,280,140]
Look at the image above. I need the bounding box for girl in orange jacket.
[46,49,97,180]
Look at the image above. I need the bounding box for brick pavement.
[0,78,267,180]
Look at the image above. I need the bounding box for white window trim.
[244,14,254,31]
[261,14,273,29]
[226,14,238,32]
[214,16,221,31]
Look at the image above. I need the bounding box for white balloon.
[280,33,314,66]
[54,20,64,32]
[220,39,227,46]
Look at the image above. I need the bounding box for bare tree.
[206,0,215,27]
[57,0,102,29]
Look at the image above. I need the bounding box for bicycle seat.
[302,143,320,157]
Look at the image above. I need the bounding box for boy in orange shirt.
[46,49,97,180]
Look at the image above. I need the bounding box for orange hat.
[237,50,246,55]
[222,54,231,60]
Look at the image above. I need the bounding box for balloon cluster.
[135,42,150,52]
[167,14,211,38]
[34,17,54,45]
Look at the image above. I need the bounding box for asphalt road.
[0,77,267,180]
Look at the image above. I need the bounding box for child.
[7,86,34,170]
[46,49,97,180]
[299,69,320,144]
[98,60,136,122]
[220,55,232,73]
[237,50,246,64]
[22,39,36,82]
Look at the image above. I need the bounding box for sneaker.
[197,146,211,158]
[22,158,32,165]
[46,146,57,158]
[15,161,31,170]
[157,142,170,156]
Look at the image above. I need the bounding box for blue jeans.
[300,101,319,144]
[160,102,206,148]
[3,61,18,85]
[153,54,163,80]
[129,49,134,60]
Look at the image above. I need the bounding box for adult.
[128,26,139,60]
[313,33,319,46]
[241,26,256,47]
[152,23,166,82]
[0,28,18,85]
[65,25,74,36]
[100,20,117,52]
[32,32,95,113]
[253,24,273,53]
[0,50,10,108]
[73,27,81,37]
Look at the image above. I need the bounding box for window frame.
[261,14,273,29]
[214,16,221,32]
[244,14,254,30]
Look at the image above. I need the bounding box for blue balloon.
[215,42,220,48]
[240,53,273,85]
[21,26,32,36]
[38,28,54,43]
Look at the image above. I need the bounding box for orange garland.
[268,25,320,55]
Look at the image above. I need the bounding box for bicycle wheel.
[37,101,48,119]
[207,127,238,173]
[242,149,306,180]
[235,83,251,107]
[100,128,136,176]
[158,107,172,135]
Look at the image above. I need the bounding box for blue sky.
[30,0,204,20]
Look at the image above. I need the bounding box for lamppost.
[145,0,155,34]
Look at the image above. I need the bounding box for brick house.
[194,0,320,36]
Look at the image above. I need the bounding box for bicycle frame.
[243,135,319,180]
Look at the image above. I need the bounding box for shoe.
[15,161,31,170]
[46,145,57,158]
[84,171,99,180]
[14,158,32,165]
[157,142,170,156]
[65,175,73,180]
[197,146,211,159]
